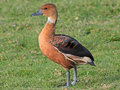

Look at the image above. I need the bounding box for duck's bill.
[30,9,43,16]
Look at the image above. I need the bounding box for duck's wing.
[50,34,95,65]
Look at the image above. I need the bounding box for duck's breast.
[38,34,75,70]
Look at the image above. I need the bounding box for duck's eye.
[44,8,47,10]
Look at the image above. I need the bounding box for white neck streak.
[47,17,55,24]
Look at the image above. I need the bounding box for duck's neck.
[47,11,58,24]
[40,14,58,38]
[47,17,57,24]
[42,23,56,37]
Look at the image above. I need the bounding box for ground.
[0,0,120,89]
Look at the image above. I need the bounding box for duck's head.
[31,4,58,24]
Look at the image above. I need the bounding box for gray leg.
[71,67,78,85]
[66,71,71,86]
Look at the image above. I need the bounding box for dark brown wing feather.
[50,34,94,61]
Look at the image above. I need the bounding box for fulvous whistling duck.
[31,4,95,86]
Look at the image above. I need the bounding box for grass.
[0,0,120,89]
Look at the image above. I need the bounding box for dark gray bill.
[30,9,43,16]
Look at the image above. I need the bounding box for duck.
[31,3,95,86]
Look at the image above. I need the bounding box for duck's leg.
[71,67,78,85]
[66,71,71,86]
[58,71,71,87]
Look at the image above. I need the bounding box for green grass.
[0,0,120,89]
